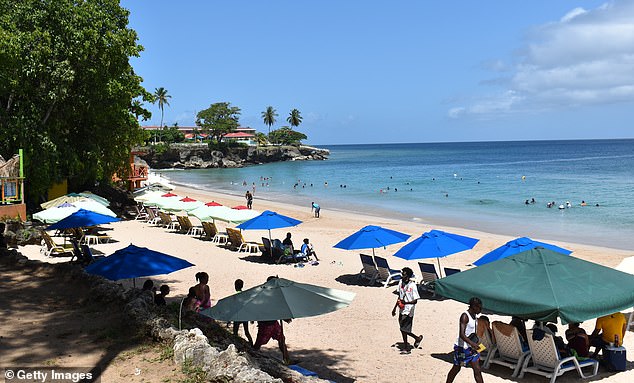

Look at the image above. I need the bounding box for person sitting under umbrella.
[190,272,212,311]
[253,276,292,364]
[300,238,319,261]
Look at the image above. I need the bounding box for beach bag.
[468,333,480,344]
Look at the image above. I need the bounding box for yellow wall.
[48,179,68,200]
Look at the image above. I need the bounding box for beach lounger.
[627,310,634,332]
[373,255,402,287]
[80,244,104,264]
[133,204,149,221]
[261,237,287,262]
[480,324,496,368]
[444,267,461,276]
[201,221,228,243]
[484,321,531,377]
[144,206,162,226]
[359,254,379,285]
[417,262,439,294]
[158,211,180,231]
[225,228,261,253]
[40,231,74,257]
[519,329,598,383]
[179,216,202,237]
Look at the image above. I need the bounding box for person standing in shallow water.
[446,297,485,383]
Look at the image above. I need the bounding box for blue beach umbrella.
[85,244,194,281]
[334,225,410,256]
[393,229,479,277]
[46,209,120,231]
[236,210,302,242]
[473,236,572,266]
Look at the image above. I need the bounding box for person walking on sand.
[311,201,320,218]
[232,279,253,346]
[253,276,292,364]
[245,190,253,209]
[391,267,423,352]
[446,297,485,383]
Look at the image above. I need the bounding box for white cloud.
[450,0,634,118]
[561,7,587,22]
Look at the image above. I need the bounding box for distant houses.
[143,126,257,146]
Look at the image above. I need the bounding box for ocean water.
[157,139,634,250]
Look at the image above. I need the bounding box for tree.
[0,0,151,202]
[287,108,302,130]
[162,123,184,143]
[269,127,307,146]
[195,102,241,143]
[254,132,268,146]
[261,106,278,136]
[153,87,171,143]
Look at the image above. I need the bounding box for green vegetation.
[287,108,303,130]
[196,102,241,143]
[269,126,307,146]
[261,106,278,136]
[0,0,151,202]
[153,87,172,143]
[181,359,208,383]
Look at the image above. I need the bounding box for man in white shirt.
[446,297,484,383]
[391,267,423,351]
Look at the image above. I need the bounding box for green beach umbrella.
[434,247,634,324]
[201,277,355,322]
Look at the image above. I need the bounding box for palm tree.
[261,106,278,136]
[287,108,302,130]
[153,87,171,143]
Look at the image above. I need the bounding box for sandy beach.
[17,184,634,382]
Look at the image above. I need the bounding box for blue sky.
[123,0,634,145]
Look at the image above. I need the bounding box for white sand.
[22,184,634,382]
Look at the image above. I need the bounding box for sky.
[122,0,634,145]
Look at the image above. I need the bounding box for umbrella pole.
[436,258,443,278]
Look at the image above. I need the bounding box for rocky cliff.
[138,144,329,169]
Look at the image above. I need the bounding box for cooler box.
[604,346,626,371]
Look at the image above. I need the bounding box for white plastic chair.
[519,329,599,383]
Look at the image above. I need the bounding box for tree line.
[148,91,308,147]
[0,1,311,204]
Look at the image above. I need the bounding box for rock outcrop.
[0,249,330,383]
[138,144,329,170]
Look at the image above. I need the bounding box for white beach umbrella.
[33,204,80,223]
[33,200,116,223]
[156,196,204,212]
[143,192,180,207]
[72,199,117,217]
[189,205,259,224]
[188,205,234,222]
[133,190,164,203]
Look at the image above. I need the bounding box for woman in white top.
[446,297,485,383]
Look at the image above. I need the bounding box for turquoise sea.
[157,139,634,251]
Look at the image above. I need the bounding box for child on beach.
[190,272,212,311]
[154,284,170,306]
[232,279,253,346]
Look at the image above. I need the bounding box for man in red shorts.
[252,276,292,364]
